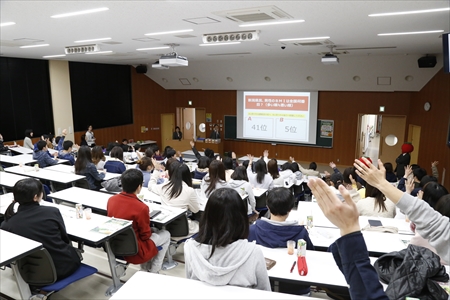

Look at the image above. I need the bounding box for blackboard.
[224,115,333,148]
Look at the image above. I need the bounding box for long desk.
[260,246,380,291]
[110,271,314,300]
[8,146,33,155]
[0,153,37,166]
[44,164,121,181]
[0,230,43,299]
[4,165,85,192]
[0,172,29,193]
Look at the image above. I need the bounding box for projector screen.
[236,91,318,145]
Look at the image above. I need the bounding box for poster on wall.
[320,120,334,138]
[206,113,212,123]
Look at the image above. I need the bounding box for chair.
[103,227,138,296]
[163,213,198,270]
[73,178,90,189]
[255,192,268,216]
[17,248,97,299]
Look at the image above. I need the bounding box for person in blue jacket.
[248,187,314,296]
[33,140,58,168]
[307,177,388,300]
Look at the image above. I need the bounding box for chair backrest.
[255,192,268,209]
[18,248,56,285]
[165,213,189,237]
[74,178,90,189]
[109,227,138,256]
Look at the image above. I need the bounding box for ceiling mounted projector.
[322,45,339,65]
[322,53,339,65]
[159,53,188,67]
[202,30,259,44]
[151,61,169,69]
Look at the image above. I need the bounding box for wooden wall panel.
[408,70,450,189]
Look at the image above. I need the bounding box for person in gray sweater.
[354,158,450,263]
[184,188,270,291]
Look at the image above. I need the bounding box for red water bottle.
[297,239,308,276]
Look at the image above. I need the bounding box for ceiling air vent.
[213,5,292,23]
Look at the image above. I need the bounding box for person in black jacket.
[172,126,182,140]
[209,124,220,139]
[1,178,81,280]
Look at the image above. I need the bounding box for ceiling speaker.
[418,56,436,68]
[136,65,148,73]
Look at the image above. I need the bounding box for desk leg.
[104,240,123,296]
[11,262,32,299]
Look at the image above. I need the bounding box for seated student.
[34,134,49,151]
[223,156,235,182]
[228,166,257,216]
[289,157,320,177]
[23,129,34,150]
[149,160,200,234]
[151,145,164,161]
[130,143,143,160]
[80,134,88,147]
[75,146,105,190]
[58,140,76,165]
[201,160,230,198]
[1,178,81,280]
[384,162,397,183]
[307,177,389,300]
[136,156,154,187]
[248,187,314,295]
[246,155,274,190]
[189,140,215,161]
[104,142,119,156]
[107,169,170,273]
[91,146,106,170]
[279,162,297,184]
[184,188,270,291]
[0,133,10,153]
[120,139,130,153]
[193,156,209,180]
[356,184,396,218]
[330,172,361,203]
[104,146,126,174]
[267,159,283,186]
[33,140,58,167]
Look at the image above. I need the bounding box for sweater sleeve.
[53,208,71,244]
[148,171,161,194]
[44,153,58,166]
[396,193,450,262]
[253,247,271,291]
[192,146,201,160]
[24,137,34,150]
[57,136,65,151]
[246,184,256,211]
[88,163,105,181]
[187,188,200,213]
[396,177,406,192]
[137,204,151,241]
[331,232,388,300]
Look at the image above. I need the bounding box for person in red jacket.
[107,169,170,273]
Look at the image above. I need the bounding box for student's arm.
[53,208,71,244]
[354,158,450,263]
[246,184,256,211]
[88,163,105,181]
[307,178,388,299]
[254,247,271,291]
[431,161,439,179]
[137,205,151,240]
[148,168,161,194]
[190,142,202,160]
[44,153,58,166]
[57,134,65,151]
[119,162,126,174]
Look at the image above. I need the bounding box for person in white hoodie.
[184,188,271,291]
[200,160,230,198]
[228,166,257,216]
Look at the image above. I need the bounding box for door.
[407,124,421,165]
[379,115,407,165]
[183,108,196,141]
[161,113,175,150]
[195,108,206,139]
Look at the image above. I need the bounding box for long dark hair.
[422,182,449,209]
[267,159,279,179]
[205,160,225,196]
[195,188,249,258]
[370,187,387,212]
[231,166,248,181]
[5,178,43,221]
[254,159,267,184]
[164,163,192,199]
[75,146,92,174]
[91,146,105,165]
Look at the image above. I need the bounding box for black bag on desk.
[101,176,122,192]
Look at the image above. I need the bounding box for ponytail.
[4,178,43,221]
[4,201,19,221]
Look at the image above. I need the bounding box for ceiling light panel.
[20,44,49,48]
[51,7,109,18]
[0,22,16,27]
[378,30,444,36]
[239,19,304,27]
[137,46,171,51]
[279,36,330,42]
[74,37,111,43]
[145,29,193,36]
[369,7,450,17]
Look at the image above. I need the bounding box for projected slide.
[240,91,316,144]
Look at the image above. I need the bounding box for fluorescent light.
[369,7,450,17]
[20,44,50,48]
[43,54,66,58]
[51,7,109,18]
[199,42,241,46]
[378,30,444,36]
[239,20,304,27]
[0,22,16,27]
[85,50,113,55]
[145,29,193,36]
[136,46,171,51]
[74,37,111,43]
[279,36,330,42]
